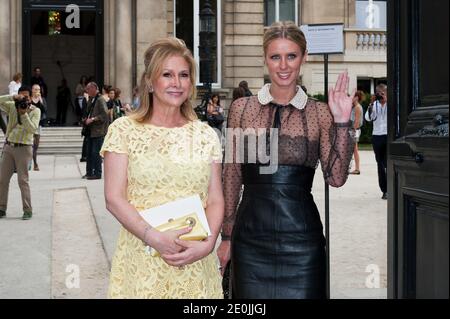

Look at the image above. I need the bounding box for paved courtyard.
[0,150,387,299]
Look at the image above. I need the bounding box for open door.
[22,0,104,125]
[387,0,449,298]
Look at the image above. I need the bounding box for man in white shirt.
[365,83,388,200]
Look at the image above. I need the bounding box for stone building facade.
[0,0,386,117]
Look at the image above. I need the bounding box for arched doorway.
[22,0,104,126]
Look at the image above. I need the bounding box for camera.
[15,99,30,110]
[375,93,383,101]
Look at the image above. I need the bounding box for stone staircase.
[0,126,83,155]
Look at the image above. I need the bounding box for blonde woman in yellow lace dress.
[100,38,224,298]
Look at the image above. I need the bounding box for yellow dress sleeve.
[100,117,130,157]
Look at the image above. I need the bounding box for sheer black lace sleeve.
[221,97,248,239]
[316,101,355,187]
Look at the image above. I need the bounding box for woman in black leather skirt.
[218,21,355,299]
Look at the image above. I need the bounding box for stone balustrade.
[345,29,387,51]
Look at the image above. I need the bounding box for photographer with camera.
[365,83,388,200]
[0,86,41,220]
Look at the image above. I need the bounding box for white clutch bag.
[139,194,211,257]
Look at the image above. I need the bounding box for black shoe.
[0,210,6,218]
[80,158,87,162]
[82,174,90,179]
[382,193,388,200]
[86,175,101,180]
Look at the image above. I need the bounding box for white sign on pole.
[300,24,344,55]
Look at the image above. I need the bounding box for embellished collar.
[257,83,308,110]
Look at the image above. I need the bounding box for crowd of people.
[0,20,388,299]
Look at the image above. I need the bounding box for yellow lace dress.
[100,116,223,299]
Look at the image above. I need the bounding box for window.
[265,0,298,26]
[175,0,194,54]
[355,0,387,29]
[48,11,62,35]
[31,10,96,36]
[174,0,222,87]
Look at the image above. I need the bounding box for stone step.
[41,128,83,136]
[1,127,85,155]
[39,136,83,146]
[38,148,82,155]
[38,143,82,148]
[0,137,82,142]
[40,132,83,137]
[1,127,82,135]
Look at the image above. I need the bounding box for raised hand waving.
[328,72,356,123]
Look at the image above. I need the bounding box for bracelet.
[142,224,152,245]
[334,121,352,128]
[221,233,231,241]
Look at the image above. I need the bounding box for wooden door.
[387,0,449,298]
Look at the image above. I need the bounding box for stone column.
[115,0,133,102]
[104,0,114,87]
[223,0,265,96]
[0,0,11,86]
[10,0,21,76]
[136,0,167,84]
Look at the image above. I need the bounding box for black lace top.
[222,95,355,238]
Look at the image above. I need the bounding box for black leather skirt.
[231,164,326,299]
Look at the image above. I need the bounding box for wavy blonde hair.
[130,37,197,123]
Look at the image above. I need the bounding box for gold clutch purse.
[149,212,208,257]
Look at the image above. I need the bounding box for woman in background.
[349,90,364,175]
[31,84,47,171]
[207,94,224,131]
[8,73,22,95]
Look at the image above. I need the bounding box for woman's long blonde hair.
[130,37,198,123]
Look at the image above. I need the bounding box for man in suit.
[83,82,108,180]
[78,92,89,162]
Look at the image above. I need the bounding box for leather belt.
[5,141,30,147]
